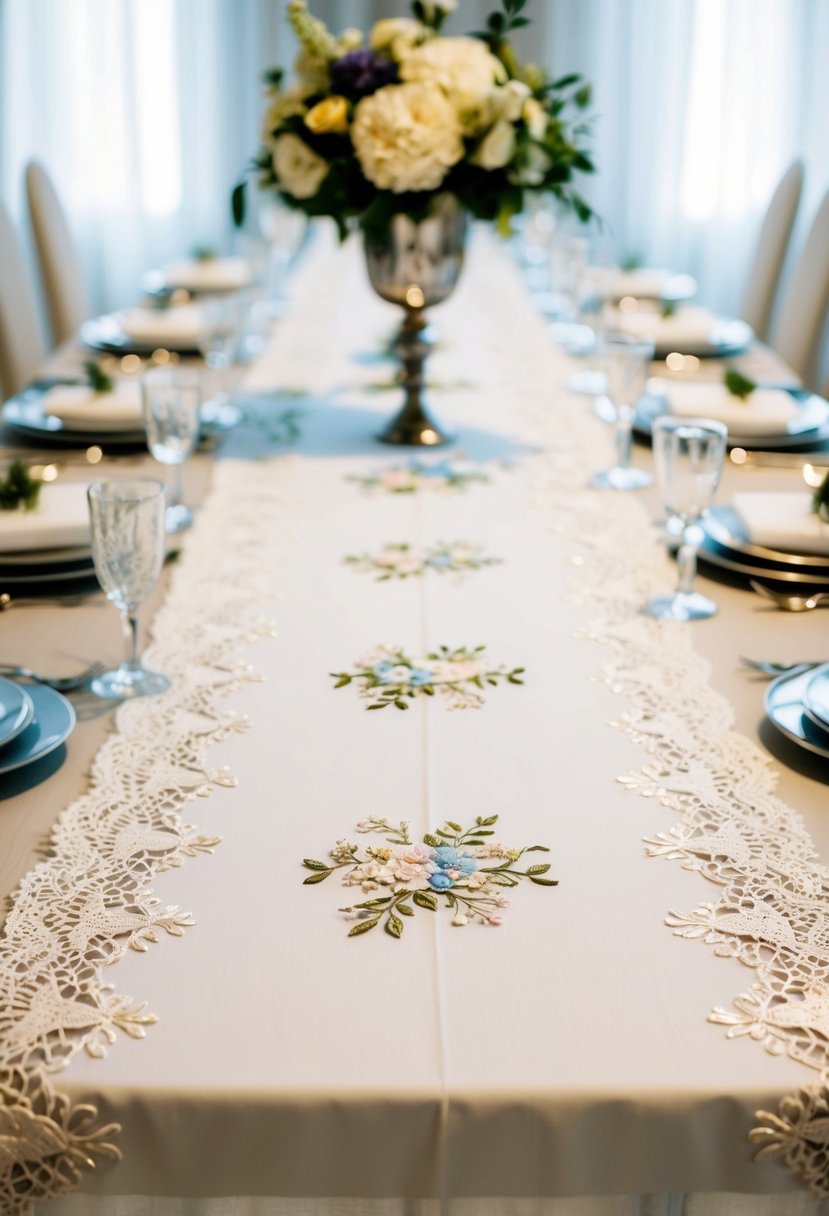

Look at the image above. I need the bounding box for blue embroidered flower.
[427,553,453,568]
[409,668,433,686]
[428,871,455,891]
[372,661,394,683]
[432,846,477,876]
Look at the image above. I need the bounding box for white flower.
[523,96,548,139]
[369,18,427,58]
[272,133,328,200]
[421,0,458,17]
[472,119,516,170]
[352,83,463,193]
[388,664,411,684]
[497,79,531,122]
[451,913,469,926]
[399,37,506,133]
[336,27,363,53]
[261,86,314,141]
[510,142,551,186]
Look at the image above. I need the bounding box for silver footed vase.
[363,194,467,446]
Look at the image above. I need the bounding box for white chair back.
[740,160,804,342]
[774,188,829,390]
[0,201,46,400]
[25,160,89,345]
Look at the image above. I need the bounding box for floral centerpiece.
[239,0,594,237]
[237,0,595,445]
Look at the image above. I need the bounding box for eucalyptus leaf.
[348,917,380,937]
[386,913,404,939]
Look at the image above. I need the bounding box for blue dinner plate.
[0,677,34,749]
[0,683,76,774]
[765,667,829,761]
[803,663,829,734]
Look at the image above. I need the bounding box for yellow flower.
[304,95,349,135]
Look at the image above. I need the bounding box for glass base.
[590,465,653,490]
[90,665,171,701]
[569,370,607,397]
[645,591,717,621]
[165,502,193,533]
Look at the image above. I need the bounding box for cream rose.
[351,82,463,193]
[261,86,313,141]
[399,36,506,133]
[497,79,531,122]
[472,119,516,170]
[369,17,427,58]
[272,133,328,199]
[522,97,548,140]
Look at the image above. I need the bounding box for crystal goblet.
[87,478,169,700]
[590,333,655,490]
[646,416,728,621]
[141,366,202,533]
[196,294,244,428]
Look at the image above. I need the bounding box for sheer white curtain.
[1,0,828,324]
[0,0,280,318]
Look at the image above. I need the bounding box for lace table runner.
[1,228,828,1210]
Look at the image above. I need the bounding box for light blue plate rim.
[0,683,75,775]
[803,663,829,735]
[0,677,35,750]
[765,667,829,761]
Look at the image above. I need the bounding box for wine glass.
[87,478,169,700]
[141,366,202,533]
[590,333,655,490]
[196,294,244,427]
[258,199,307,318]
[645,416,728,621]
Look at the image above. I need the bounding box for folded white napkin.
[662,381,801,437]
[41,381,143,432]
[119,305,204,349]
[733,492,829,556]
[614,306,717,348]
[0,482,90,553]
[610,268,673,299]
[163,257,251,293]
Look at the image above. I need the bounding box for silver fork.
[0,661,104,691]
[739,656,824,678]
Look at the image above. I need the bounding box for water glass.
[645,416,728,621]
[590,334,655,490]
[141,366,202,533]
[196,294,245,427]
[258,199,307,318]
[87,478,169,700]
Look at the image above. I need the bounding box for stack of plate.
[2,381,146,445]
[0,544,98,593]
[0,676,75,776]
[636,388,829,451]
[699,506,829,591]
[766,663,829,762]
[0,481,99,592]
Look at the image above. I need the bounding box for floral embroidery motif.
[331,643,525,710]
[303,816,556,938]
[344,541,501,581]
[750,1086,829,1198]
[348,455,489,495]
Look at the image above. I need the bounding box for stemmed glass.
[590,334,655,489]
[645,416,728,621]
[196,294,244,427]
[87,478,170,700]
[258,199,307,318]
[141,366,202,533]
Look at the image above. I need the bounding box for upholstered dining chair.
[25,160,89,346]
[772,188,829,391]
[0,200,46,400]
[740,160,804,342]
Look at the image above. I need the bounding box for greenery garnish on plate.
[724,368,756,400]
[813,469,829,521]
[661,299,678,318]
[0,461,42,512]
[84,360,115,395]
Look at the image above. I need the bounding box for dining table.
[1,224,829,1216]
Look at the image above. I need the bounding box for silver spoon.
[749,580,829,612]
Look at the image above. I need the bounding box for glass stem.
[172,462,183,509]
[614,404,633,470]
[676,525,699,596]
[121,610,141,673]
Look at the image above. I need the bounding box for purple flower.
[330,50,398,100]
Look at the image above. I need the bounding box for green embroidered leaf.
[529,876,559,886]
[303,870,333,884]
[302,859,330,870]
[724,368,756,400]
[527,845,550,852]
[394,699,409,710]
[527,863,551,875]
[414,891,439,911]
[348,917,380,937]
[333,676,351,688]
[445,821,462,832]
[508,675,525,684]
[398,902,414,916]
[386,913,404,938]
[423,834,440,848]
[478,815,499,826]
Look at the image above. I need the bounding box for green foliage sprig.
[813,469,829,521]
[724,369,756,400]
[0,461,41,512]
[84,361,115,395]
